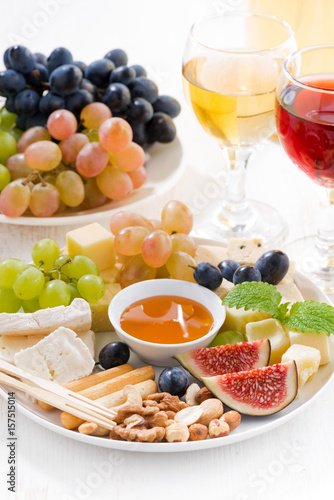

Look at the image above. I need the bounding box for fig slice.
[202,361,298,416]
[173,339,271,380]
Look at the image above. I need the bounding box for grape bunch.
[0,45,180,146]
[0,104,148,217]
[0,238,105,314]
[110,200,197,287]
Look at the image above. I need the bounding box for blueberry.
[39,92,65,115]
[218,260,239,283]
[158,367,189,397]
[50,64,83,97]
[130,64,147,78]
[104,49,128,68]
[109,65,136,86]
[85,59,115,87]
[128,97,153,123]
[255,250,289,285]
[233,265,262,285]
[99,341,130,370]
[129,77,158,103]
[25,63,49,87]
[0,69,26,97]
[66,89,94,116]
[15,89,40,117]
[8,45,36,74]
[47,47,73,73]
[153,95,181,118]
[146,112,176,143]
[102,83,131,113]
[192,262,223,290]
[34,52,47,67]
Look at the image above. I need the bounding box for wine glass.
[276,45,334,292]
[182,11,296,244]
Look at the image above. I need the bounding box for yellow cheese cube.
[276,283,303,307]
[246,318,290,365]
[222,306,270,335]
[286,329,331,365]
[194,245,228,266]
[100,263,123,284]
[215,279,234,300]
[91,283,121,332]
[66,223,115,271]
[282,344,321,392]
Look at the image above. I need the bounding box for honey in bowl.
[120,295,214,344]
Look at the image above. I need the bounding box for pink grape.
[128,166,147,189]
[17,126,51,153]
[161,200,193,235]
[109,142,145,172]
[110,211,153,235]
[0,179,30,217]
[76,142,109,177]
[149,219,163,230]
[171,233,196,256]
[47,110,77,140]
[55,171,84,207]
[81,103,112,129]
[80,177,107,210]
[118,254,157,288]
[29,182,60,217]
[6,154,31,180]
[141,230,173,268]
[96,165,133,200]
[24,141,62,171]
[114,226,150,256]
[59,133,89,162]
[98,118,132,153]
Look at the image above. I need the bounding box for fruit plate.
[0,245,333,452]
[0,138,183,226]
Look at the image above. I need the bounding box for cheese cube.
[276,283,303,307]
[278,261,295,284]
[194,245,228,266]
[100,263,122,284]
[226,238,265,264]
[66,223,115,271]
[14,327,95,384]
[282,344,321,392]
[246,318,290,365]
[222,306,270,335]
[215,279,234,300]
[91,283,121,332]
[286,329,331,365]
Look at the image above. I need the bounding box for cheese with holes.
[66,223,115,271]
[246,318,290,365]
[226,238,265,264]
[286,329,331,365]
[91,283,121,332]
[14,327,95,383]
[282,344,321,392]
[222,306,270,335]
[194,245,228,266]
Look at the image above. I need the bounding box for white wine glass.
[182,11,296,244]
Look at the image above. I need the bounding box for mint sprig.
[222,282,334,335]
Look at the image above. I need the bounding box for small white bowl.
[108,279,226,366]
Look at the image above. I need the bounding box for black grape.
[128,98,153,123]
[25,63,49,87]
[26,113,47,128]
[8,45,36,73]
[34,52,47,66]
[47,47,73,73]
[73,60,86,73]
[153,95,180,118]
[109,65,136,86]
[66,89,94,115]
[129,77,158,103]
[50,64,82,96]
[80,78,98,99]
[104,49,128,67]
[15,89,40,117]
[102,83,131,113]
[130,64,147,78]
[146,112,176,143]
[39,92,65,115]
[85,59,115,87]
[0,69,26,96]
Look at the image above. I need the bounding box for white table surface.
[1,1,334,499]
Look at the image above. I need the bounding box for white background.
[0,1,333,499]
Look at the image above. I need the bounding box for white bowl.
[108,279,226,366]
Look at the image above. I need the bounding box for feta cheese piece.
[66,223,115,271]
[246,318,290,365]
[91,283,121,332]
[194,245,228,266]
[14,327,95,384]
[222,306,270,335]
[286,329,331,365]
[276,283,304,307]
[282,344,321,392]
[226,238,265,264]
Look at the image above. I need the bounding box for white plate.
[0,239,333,452]
[0,138,183,226]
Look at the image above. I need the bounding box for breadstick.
[78,379,158,436]
[38,363,133,410]
[60,367,155,429]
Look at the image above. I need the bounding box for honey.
[120,295,213,344]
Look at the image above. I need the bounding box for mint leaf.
[283,301,334,336]
[222,281,282,318]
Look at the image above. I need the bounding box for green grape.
[0,164,11,191]
[68,255,99,280]
[0,109,17,130]
[67,282,82,302]
[77,275,105,303]
[0,259,27,289]
[88,129,99,142]
[22,296,41,313]
[0,289,22,313]
[8,128,23,142]
[54,254,72,276]
[13,266,45,300]
[0,130,17,164]
[39,279,71,309]
[32,239,60,270]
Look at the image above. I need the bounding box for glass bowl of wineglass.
[276,45,334,292]
[182,11,296,244]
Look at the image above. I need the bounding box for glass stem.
[315,188,334,265]
[218,147,254,229]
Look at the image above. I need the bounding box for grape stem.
[22,171,47,187]
[43,257,75,282]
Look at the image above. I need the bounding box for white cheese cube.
[226,238,265,264]
[276,283,304,307]
[194,245,228,266]
[282,344,321,392]
[286,329,331,365]
[222,306,270,335]
[246,318,290,365]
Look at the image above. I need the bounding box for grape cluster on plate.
[0,238,105,314]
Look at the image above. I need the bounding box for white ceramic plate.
[0,239,333,452]
[0,138,183,226]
